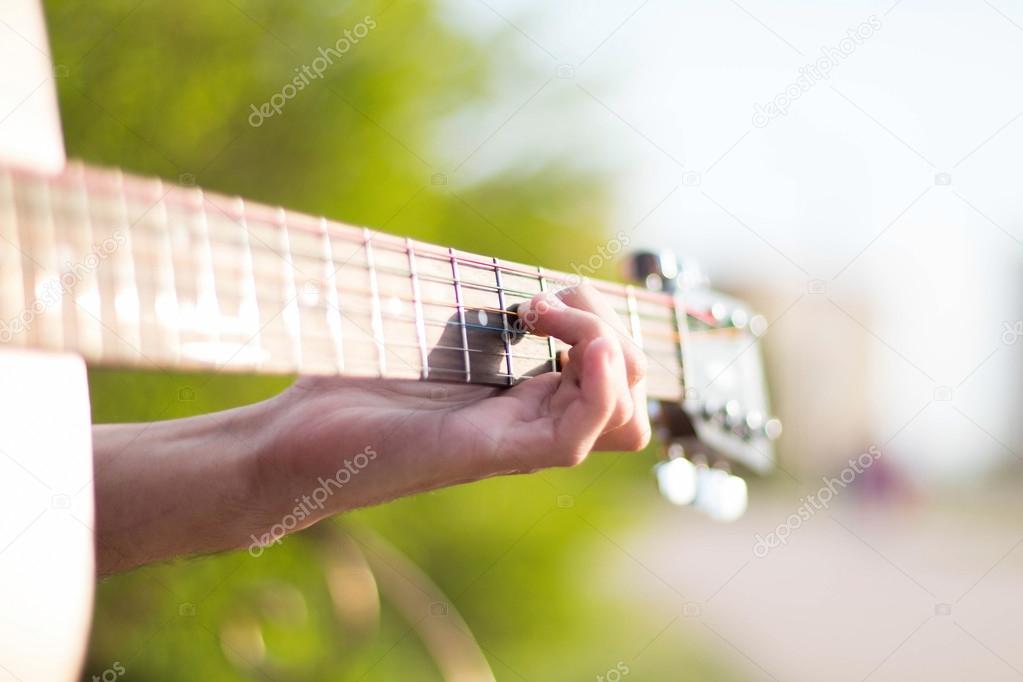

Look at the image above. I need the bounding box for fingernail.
[517,298,532,322]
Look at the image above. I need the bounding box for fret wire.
[406,238,430,380]
[12,173,57,349]
[672,290,688,396]
[111,170,142,355]
[150,178,181,363]
[43,176,72,351]
[319,217,345,372]
[492,256,513,386]
[191,187,222,347]
[364,228,386,376]
[277,207,303,369]
[66,163,106,358]
[449,247,471,382]
[625,284,643,350]
[236,198,262,368]
[537,266,558,373]
[0,169,25,347]
[35,176,65,350]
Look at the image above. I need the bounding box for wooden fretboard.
[0,162,692,400]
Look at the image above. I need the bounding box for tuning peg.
[626,250,679,292]
[655,456,698,506]
[654,445,749,521]
[721,400,743,428]
[763,417,783,441]
[694,468,748,522]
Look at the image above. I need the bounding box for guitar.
[0,1,779,679]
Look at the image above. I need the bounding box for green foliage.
[43,0,737,678]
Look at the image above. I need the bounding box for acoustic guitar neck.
[0,162,721,401]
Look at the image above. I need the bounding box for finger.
[549,336,619,466]
[554,284,647,388]
[593,379,652,451]
[516,292,608,347]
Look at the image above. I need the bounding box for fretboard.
[0,163,689,400]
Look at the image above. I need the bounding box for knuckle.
[609,420,652,452]
[608,397,635,431]
[630,420,653,451]
[556,445,589,468]
[622,345,647,385]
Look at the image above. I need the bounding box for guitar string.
[9,169,740,390]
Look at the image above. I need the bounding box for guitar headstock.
[628,251,781,521]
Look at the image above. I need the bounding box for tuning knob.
[693,467,748,522]
[763,417,783,441]
[626,250,679,292]
[655,446,749,521]
[655,456,698,506]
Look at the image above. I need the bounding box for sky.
[443,0,1023,482]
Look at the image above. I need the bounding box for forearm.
[92,405,268,575]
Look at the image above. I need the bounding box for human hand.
[250,283,650,534]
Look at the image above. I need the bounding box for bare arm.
[92,285,650,575]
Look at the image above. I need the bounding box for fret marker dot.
[477,310,488,327]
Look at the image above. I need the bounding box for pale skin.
[92,284,650,575]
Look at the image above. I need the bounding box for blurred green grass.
[43,0,740,678]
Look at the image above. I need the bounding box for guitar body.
[1,1,93,680]
[0,351,94,681]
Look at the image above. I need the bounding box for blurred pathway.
[600,484,1023,681]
